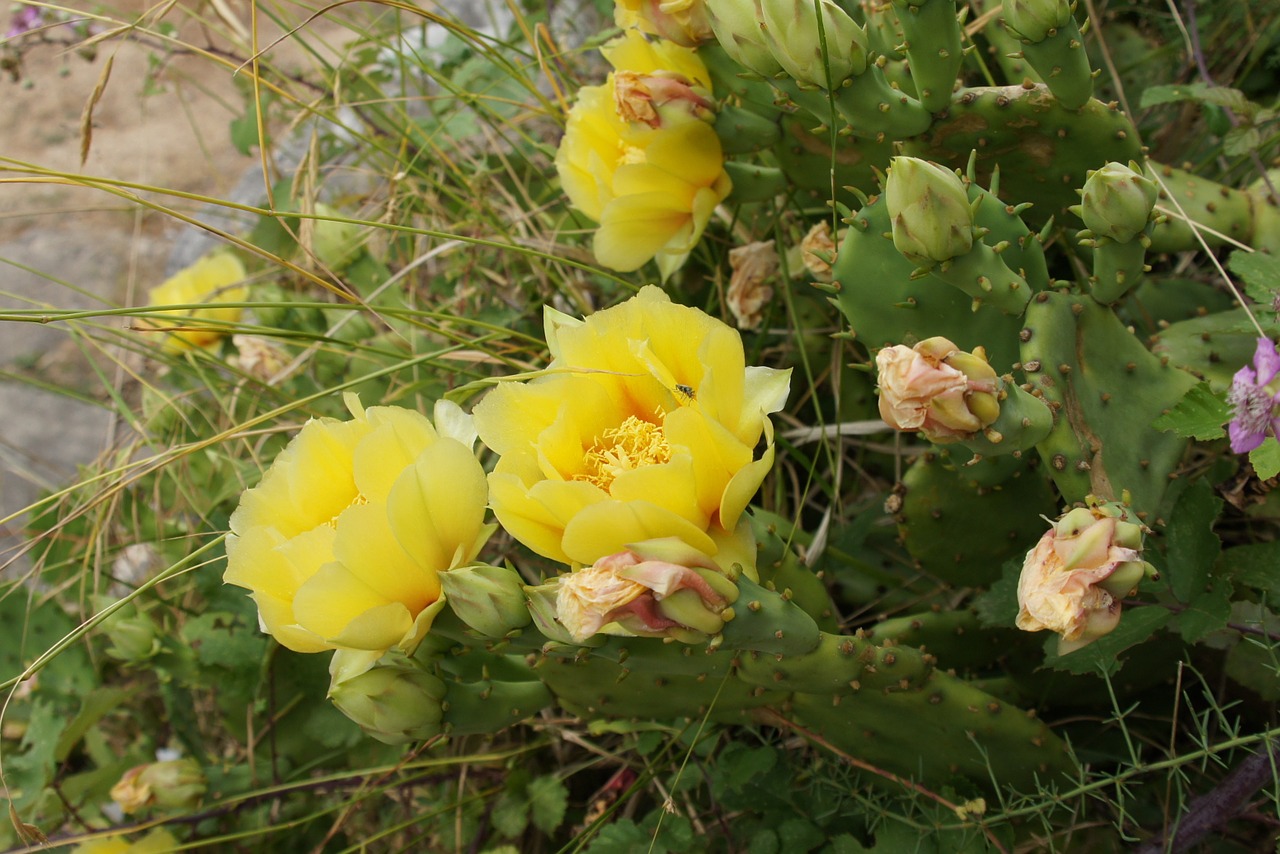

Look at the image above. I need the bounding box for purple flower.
[6,6,44,39]
[1227,337,1280,453]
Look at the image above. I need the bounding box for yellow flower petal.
[561,500,718,566]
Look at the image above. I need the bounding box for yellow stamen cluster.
[578,416,671,491]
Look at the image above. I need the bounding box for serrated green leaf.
[490,789,529,840]
[1152,382,1229,439]
[749,831,780,854]
[1225,640,1280,699]
[1249,438,1280,479]
[1192,85,1254,115]
[825,835,871,854]
[1227,250,1280,303]
[1177,576,1234,643]
[1223,125,1263,157]
[1218,543,1280,598]
[777,818,826,852]
[1045,607,1172,676]
[528,775,568,835]
[1164,479,1223,603]
[1139,83,1202,108]
[974,557,1023,627]
[584,818,651,854]
[717,744,778,792]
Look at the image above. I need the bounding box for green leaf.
[1045,607,1172,676]
[527,775,568,835]
[1152,382,1229,440]
[1223,125,1263,157]
[1228,250,1280,303]
[825,836,871,854]
[1219,543,1280,598]
[1139,83,1203,108]
[1164,479,1223,603]
[1177,576,1234,643]
[749,831,780,854]
[54,687,132,763]
[584,818,652,854]
[973,557,1023,627]
[229,107,262,156]
[1249,438,1280,480]
[777,818,826,852]
[490,788,529,840]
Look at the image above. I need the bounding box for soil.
[0,1,327,571]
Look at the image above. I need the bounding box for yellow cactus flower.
[555,30,732,278]
[473,286,790,568]
[143,251,247,352]
[224,395,493,657]
[615,0,713,46]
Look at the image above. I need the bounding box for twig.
[1134,741,1280,853]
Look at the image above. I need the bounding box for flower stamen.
[578,416,672,491]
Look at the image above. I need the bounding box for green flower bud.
[1001,0,1073,43]
[704,0,784,76]
[110,758,206,814]
[310,203,366,270]
[884,157,975,264]
[104,610,161,663]
[761,0,868,87]
[328,660,446,744]
[1078,161,1158,244]
[438,564,532,638]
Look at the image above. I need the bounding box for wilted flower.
[473,286,790,568]
[726,240,778,330]
[615,0,714,46]
[110,758,206,814]
[875,337,1001,442]
[555,30,731,278]
[555,539,740,642]
[800,221,837,281]
[224,395,494,656]
[143,251,248,352]
[1226,337,1280,454]
[1016,500,1156,654]
[230,334,291,382]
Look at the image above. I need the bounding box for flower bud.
[328,659,447,744]
[110,758,206,814]
[554,542,739,643]
[1016,499,1157,654]
[1077,161,1158,244]
[1001,0,1073,43]
[438,564,532,638]
[310,203,366,270]
[884,157,975,264]
[760,0,868,87]
[103,609,160,663]
[704,0,783,76]
[875,337,1001,442]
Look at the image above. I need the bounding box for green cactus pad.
[1020,291,1197,515]
[906,85,1142,222]
[832,181,1047,372]
[898,451,1059,586]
